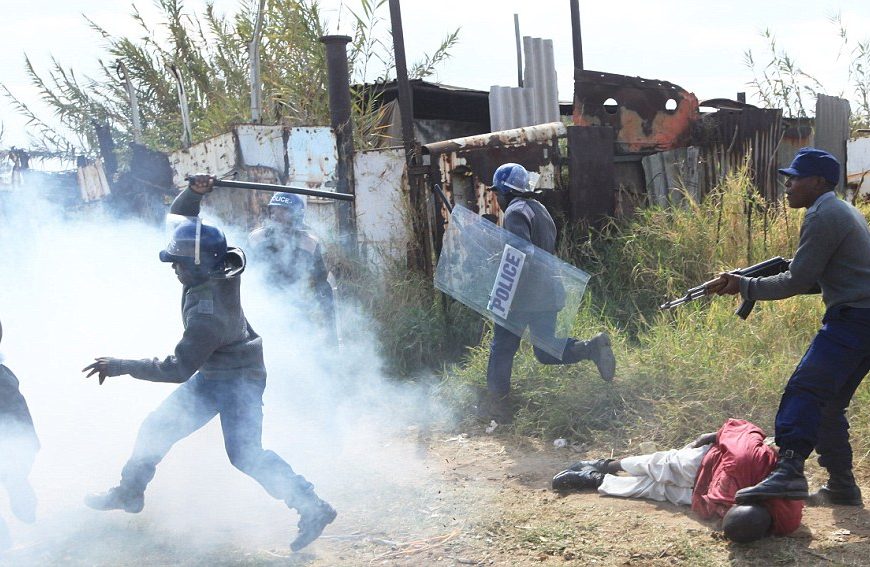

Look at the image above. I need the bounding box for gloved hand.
[82,357,123,385]
[187,174,216,195]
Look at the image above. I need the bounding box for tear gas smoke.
[0,185,458,564]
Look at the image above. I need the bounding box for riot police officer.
[483,163,616,422]
[249,192,338,346]
[82,176,336,552]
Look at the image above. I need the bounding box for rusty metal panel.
[567,126,614,222]
[426,123,566,231]
[168,132,236,189]
[573,69,699,153]
[353,148,410,264]
[286,127,338,186]
[235,124,286,173]
[815,94,851,188]
[76,159,111,202]
[696,107,783,201]
[848,135,870,198]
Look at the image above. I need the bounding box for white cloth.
[597,445,711,506]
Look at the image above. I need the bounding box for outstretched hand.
[82,357,116,385]
[187,174,216,195]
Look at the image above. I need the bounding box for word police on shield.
[487,245,526,319]
[434,205,590,360]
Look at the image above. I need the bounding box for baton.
[191,177,355,201]
[433,183,453,213]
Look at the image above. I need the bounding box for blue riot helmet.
[160,215,228,270]
[491,163,541,195]
[269,192,306,226]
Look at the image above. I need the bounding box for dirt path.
[4,425,870,566]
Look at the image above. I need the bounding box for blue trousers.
[120,373,313,506]
[775,305,870,472]
[486,311,587,396]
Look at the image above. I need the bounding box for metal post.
[514,14,523,87]
[249,0,266,123]
[388,0,432,275]
[320,34,358,256]
[388,0,416,164]
[168,64,192,148]
[570,0,584,71]
[117,62,143,144]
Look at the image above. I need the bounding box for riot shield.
[434,205,590,360]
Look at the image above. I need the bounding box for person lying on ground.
[552,419,803,543]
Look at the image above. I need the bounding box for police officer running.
[716,147,870,506]
[82,176,336,552]
[483,163,616,422]
[248,192,338,346]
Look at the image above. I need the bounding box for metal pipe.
[388,0,416,164]
[433,183,453,213]
[570,0,584,71]
[514,14,523,87]
[249,0,266,123]
[389,0,432,275]
[422,121,567,155]
[320,34,358,254]
[211,178,355,201]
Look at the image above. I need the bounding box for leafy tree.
[1,0,459,156]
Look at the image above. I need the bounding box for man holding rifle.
[715,147,870,507]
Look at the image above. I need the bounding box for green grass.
[437,165,870,469]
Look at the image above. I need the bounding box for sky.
[2,0,870,149]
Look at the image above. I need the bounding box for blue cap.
[778,147,840,185]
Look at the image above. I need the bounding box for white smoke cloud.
[0,183,456,563]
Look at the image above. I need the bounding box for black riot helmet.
[160,215,228,269]
[722,504,772,543]
[160,215,229,286]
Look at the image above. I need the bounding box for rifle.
[660,256,791,319]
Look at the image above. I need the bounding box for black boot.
[573,333,615,382]
[84,485,145,513]
[734,450,808,503]
[290,495,337,552]
[476,391,514,424]
[808,470,863,507]
[552,467,605,491]
[567,458,614,474]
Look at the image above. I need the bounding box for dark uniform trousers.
[776,305,870,473]
[486,310,586,396]
[120,372,313,505]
